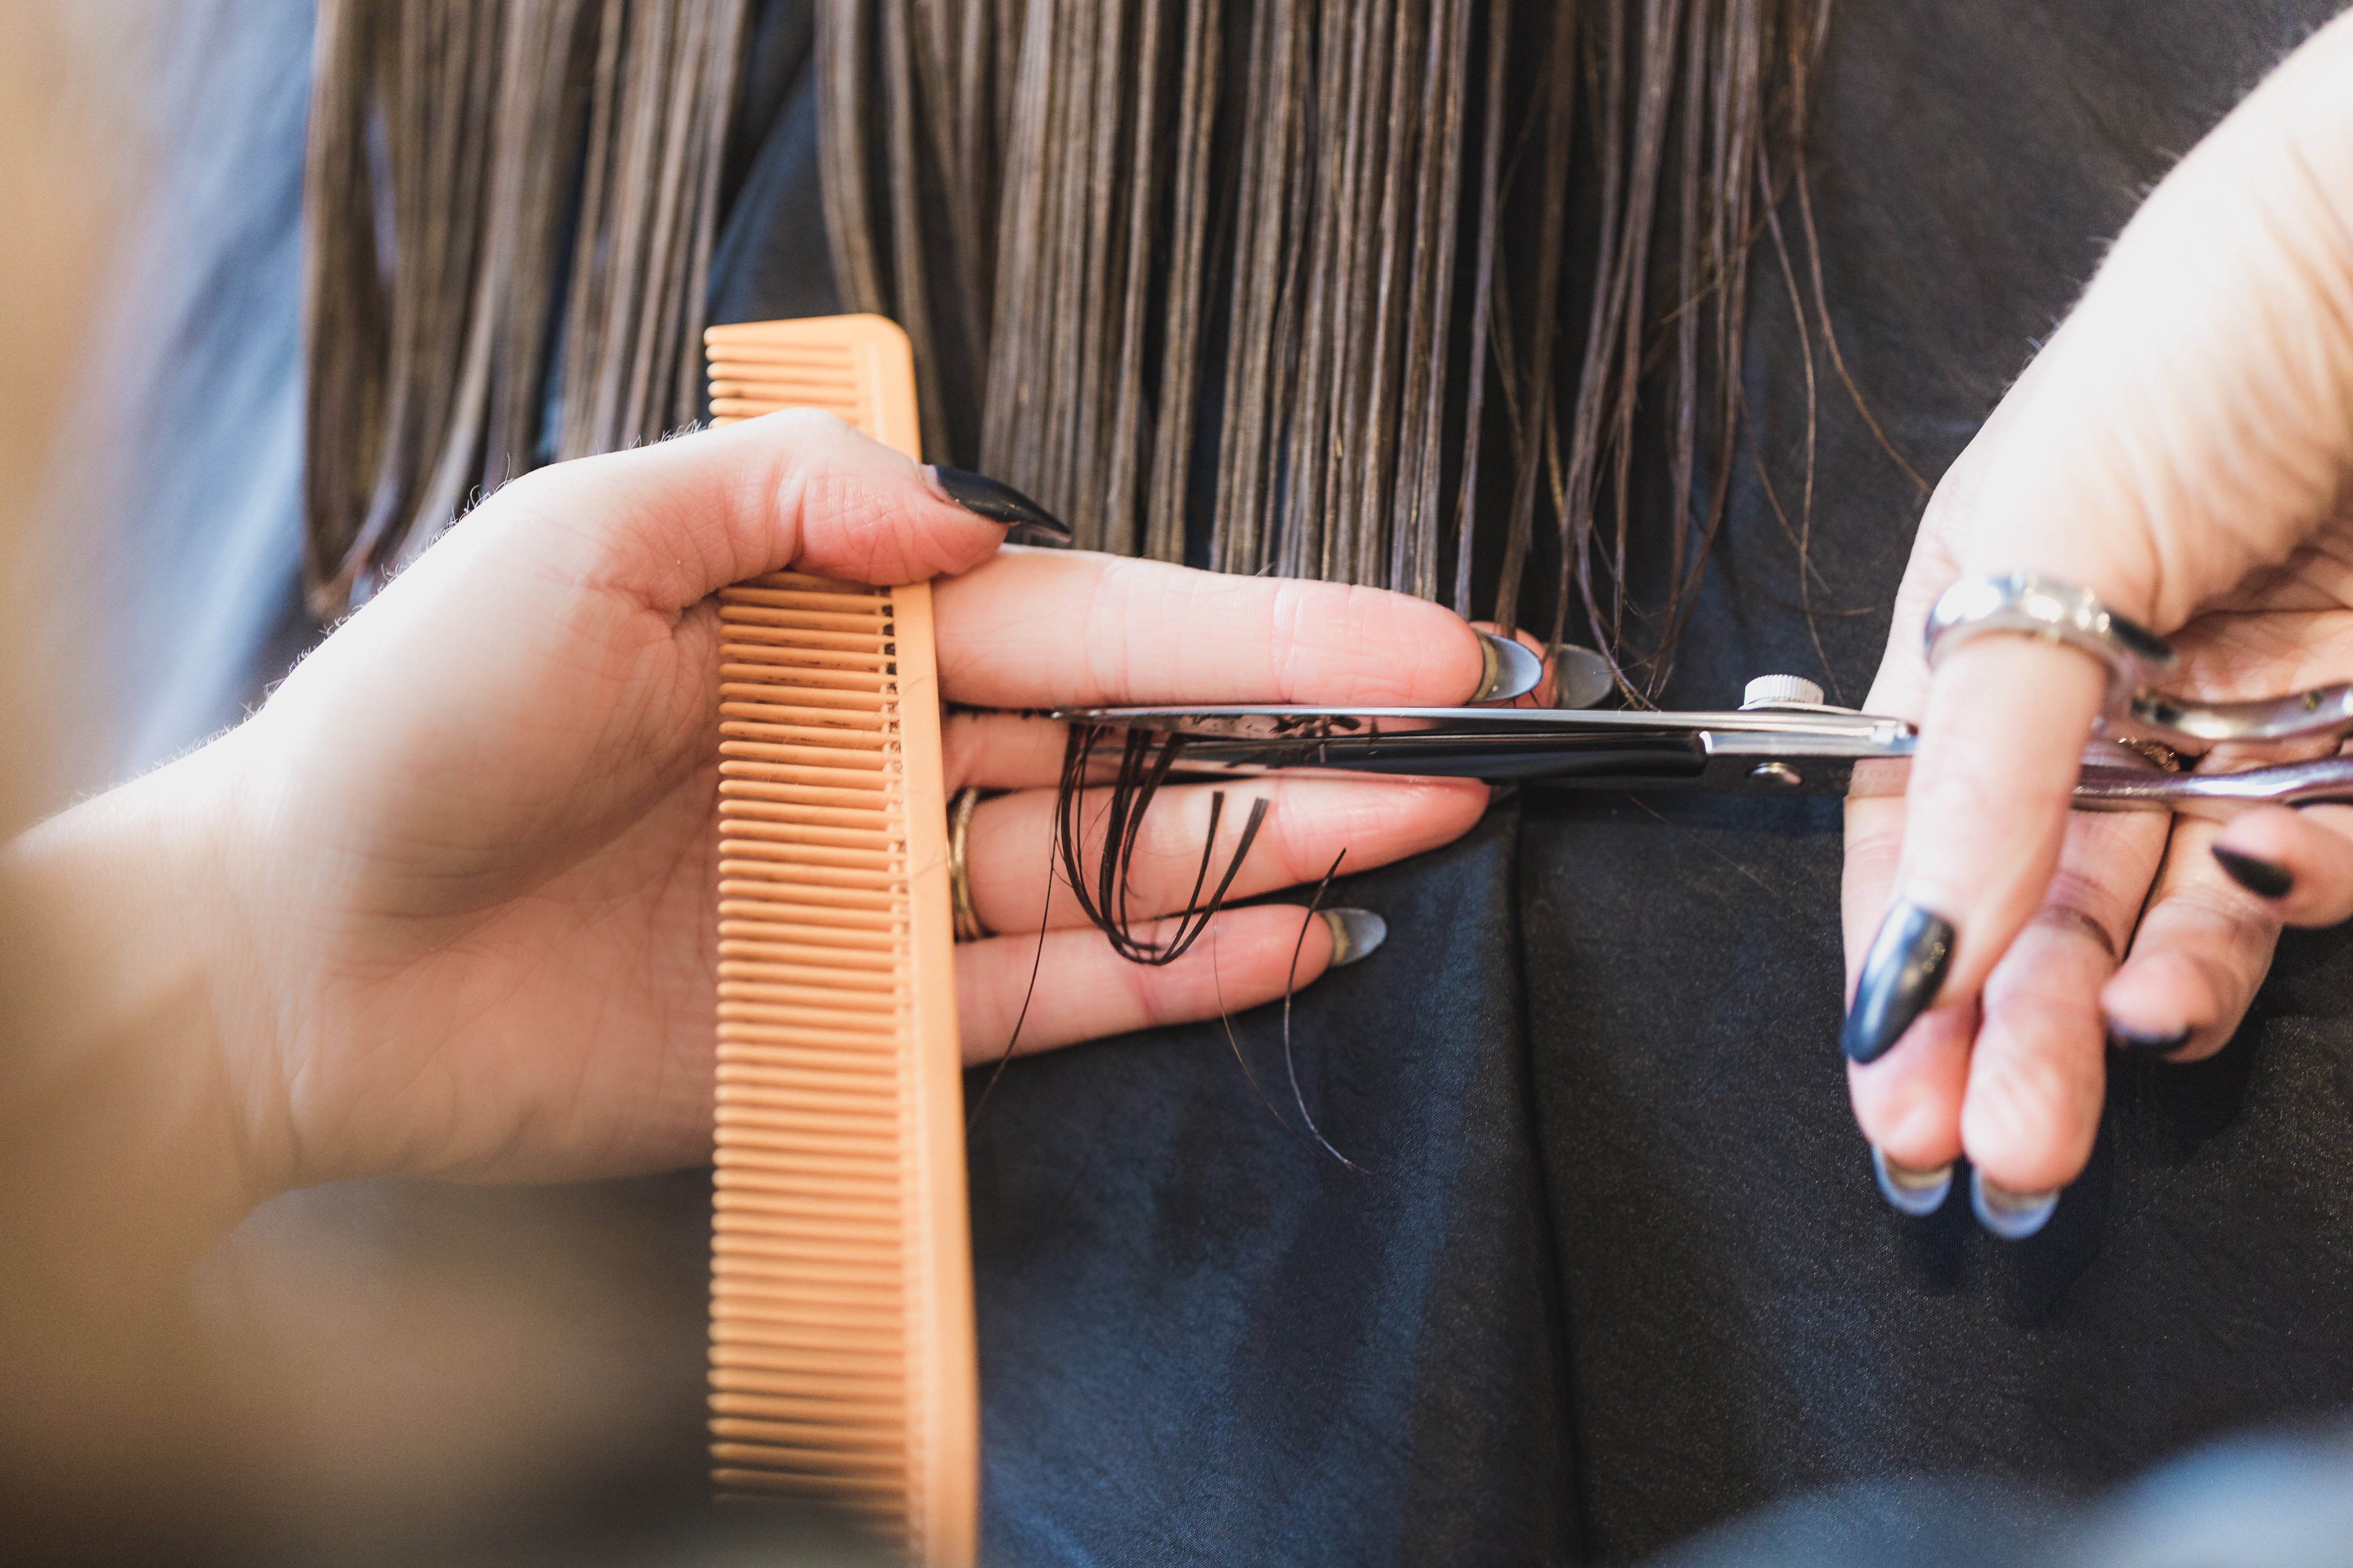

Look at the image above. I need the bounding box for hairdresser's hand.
[1842,14,2353,1229]
[100,412,1488,1194]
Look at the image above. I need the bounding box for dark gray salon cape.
[75,2,2353,1564]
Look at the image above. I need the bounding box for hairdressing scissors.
[1053,672,2353,819]
[1053,571,2353,821]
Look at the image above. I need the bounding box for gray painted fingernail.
[2108,1023,2192,1056]
[1551,643,1617,708]
[1842,901,1954,1064]
[924,465,1073,543]
[2212,846,2292,900]
[1322,908,1387,967]
[1971,1168,2059,1240]
[1872,1146,1954,1217]
[1470,633,1543,703]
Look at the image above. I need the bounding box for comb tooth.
[716,764,893,792]
[716,705,893,734]
[720,970,898,998]
[719,905,897,932]
[706,315,974,1567]
[718,880,895,913]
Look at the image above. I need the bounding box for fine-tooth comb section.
[704,315,976,1567]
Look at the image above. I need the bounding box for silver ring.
[1923,572,2353,752]
[1923,573,2177,720]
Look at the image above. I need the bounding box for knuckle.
[768,406,855,446]
[2023,900,2120,962]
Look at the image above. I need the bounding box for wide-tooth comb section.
[705,317,975,1567]
[704,314,923,456]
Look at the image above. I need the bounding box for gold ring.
[948,787,991,942]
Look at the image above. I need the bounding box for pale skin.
[0,410,1496,1288]
[12,8,2353,1334]
[1845,12,2353,1201]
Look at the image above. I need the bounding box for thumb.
[472,408,1040,610]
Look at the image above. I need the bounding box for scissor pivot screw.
[1749,762,1804,789]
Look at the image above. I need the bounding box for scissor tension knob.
[1742,674,1825,709]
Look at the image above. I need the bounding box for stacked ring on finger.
[1924,572,2178,718]
[1926,572,2353,752]
[949,786,991,942]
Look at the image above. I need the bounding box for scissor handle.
[2119,684,2353,748]
[1925,575,2353,750]
[2074,756,2353,817]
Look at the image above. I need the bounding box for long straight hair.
[302,0,744,614]
[303,1,1852,698]
[817,0,1845,699]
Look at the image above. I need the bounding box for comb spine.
[889,580,978,1567]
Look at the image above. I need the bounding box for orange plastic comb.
[702,314,977,1566]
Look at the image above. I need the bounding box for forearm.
[0,739,274,1325]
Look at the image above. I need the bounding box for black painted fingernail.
[925,466,1073,544]
[2107,1023,2192,1056]
[1842,900,1955,1064]
[2212,845,2292,900]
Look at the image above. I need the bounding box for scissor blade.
[1053,705,1915,794]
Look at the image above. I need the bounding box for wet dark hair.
[819,0,1846,700]
[303,0,1847,697]
[302,0,743,615]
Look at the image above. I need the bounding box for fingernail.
[2212,845,2292,900]
[1486,782,1520,809]
[2107,1023,2192,1056]
[1551,642,1616,709]
[1321,908,1387,967]
[1871,1145,1954,1217]
[1970,1168,2059,1240]
[1841,900,1955,1064]
[923,466,1073,544]
[1470,632,1543,703]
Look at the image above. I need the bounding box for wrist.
[0,734,290,1286]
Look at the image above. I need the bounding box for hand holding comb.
[0,313,1512,1559]
[699,315,1507,1559]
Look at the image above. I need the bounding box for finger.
[2101,814,2281,1062]
[941,708,1218,791]
[1845,794,2165,1199]
[944,708,1369,792]
[943,710,1069,791]
[1838,402,2029,1067]
[1844,634,2106,1064]
[2209,802,2353,927]
[953,905,1366,1063]
[1845,999,1973,1184]
[962,776,1488,934]
[1958,807,2167,1200]
[1844,788,1974,1177]
[453,408,1013,612]
[931,550,1487,708]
